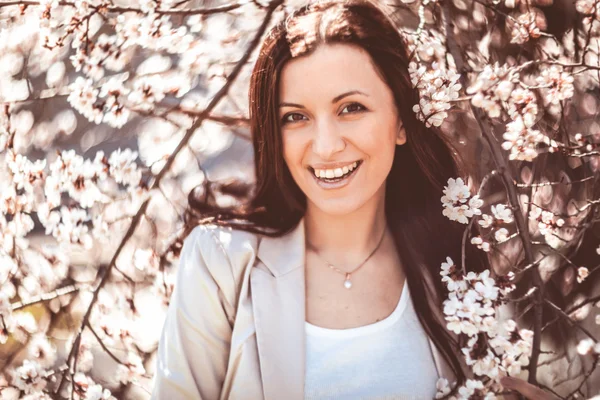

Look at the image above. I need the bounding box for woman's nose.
[311,120,345,159]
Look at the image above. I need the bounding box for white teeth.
[313,161,360,179]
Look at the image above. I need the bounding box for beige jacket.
[151,217,457,400]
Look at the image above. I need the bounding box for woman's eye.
[341,103,367,114]
[282,113,307,124]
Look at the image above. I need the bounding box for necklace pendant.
[343,273,352,289]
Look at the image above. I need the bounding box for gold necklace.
[307,227,387,289]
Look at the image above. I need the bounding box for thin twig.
[544,298,598,342]
[11,284,84,311]
[86,321,126,365]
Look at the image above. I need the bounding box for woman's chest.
[304,289,439,400]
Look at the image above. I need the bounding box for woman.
[151,0,552,399]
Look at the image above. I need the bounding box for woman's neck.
[303,197,388,265]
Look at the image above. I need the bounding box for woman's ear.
[396,122,407,146]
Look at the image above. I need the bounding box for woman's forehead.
[278,44,388,102]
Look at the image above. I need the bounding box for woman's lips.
[309,160,363,190]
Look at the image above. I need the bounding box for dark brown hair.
[185,0,489,396]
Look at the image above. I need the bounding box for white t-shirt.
[304,283,439,400]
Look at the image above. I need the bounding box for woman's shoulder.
[182,223,262,295]
[186,223,261,258]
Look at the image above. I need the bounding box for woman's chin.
[306,196,366,216]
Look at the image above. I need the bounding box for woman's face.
[278,43,406,216]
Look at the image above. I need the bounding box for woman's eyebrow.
[332,90,368,103]
[279,90,369,108]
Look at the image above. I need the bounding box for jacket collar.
[256,216,306,277]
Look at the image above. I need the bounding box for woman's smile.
[308,160,364,190]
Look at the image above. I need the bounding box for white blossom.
[577,267,589,283]
[435,377,452,399]
[478,214,494,228]
[26,335,57,369]
[115,353,145,384]
[491,204,514,224]
[507,88,538,128]
[457,379,487,398]
[11,360,47,394]
[127,75,167,111]
[528,204,566,249]
[536,66,575,104]
[494,228,510,242]
[108,148,142,187]
[40,206,93,249]
[467,63,517,119]
[471,236,491,252]
[67,77,103,124]
[133,248,160,275]
[501,118,554,162]
[510,12,541,44]
[576,338,595,355]
[441,178,482,224]
[575,0,600,19]
[410,62,462,128]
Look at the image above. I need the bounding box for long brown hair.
[185,0,489,396]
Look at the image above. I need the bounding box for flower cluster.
[33,146,147,249]
[467,63,518,119]
[470,204,516,252]
[0,143,151,397]
[575,0,600,21]
[510,12,542,44]
[437,256,528,399]
[507,88,538,128]
[404,27,463,128]
[436,377,496,399]
[528,204,566,249]
[468,63,562,162]
[501,117,557,162]
[536,65,575,105]
[72,372,117,400]
[577,338,600,355]
[67,77,103,125]
[405,29,448,64]
[409,62,462,127]
[441,178,483,224]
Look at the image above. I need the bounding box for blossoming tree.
[0,0,598,398]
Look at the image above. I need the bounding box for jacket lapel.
[252,217,306,400]
[250,216,456,399]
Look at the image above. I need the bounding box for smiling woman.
[151,0,490,399]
